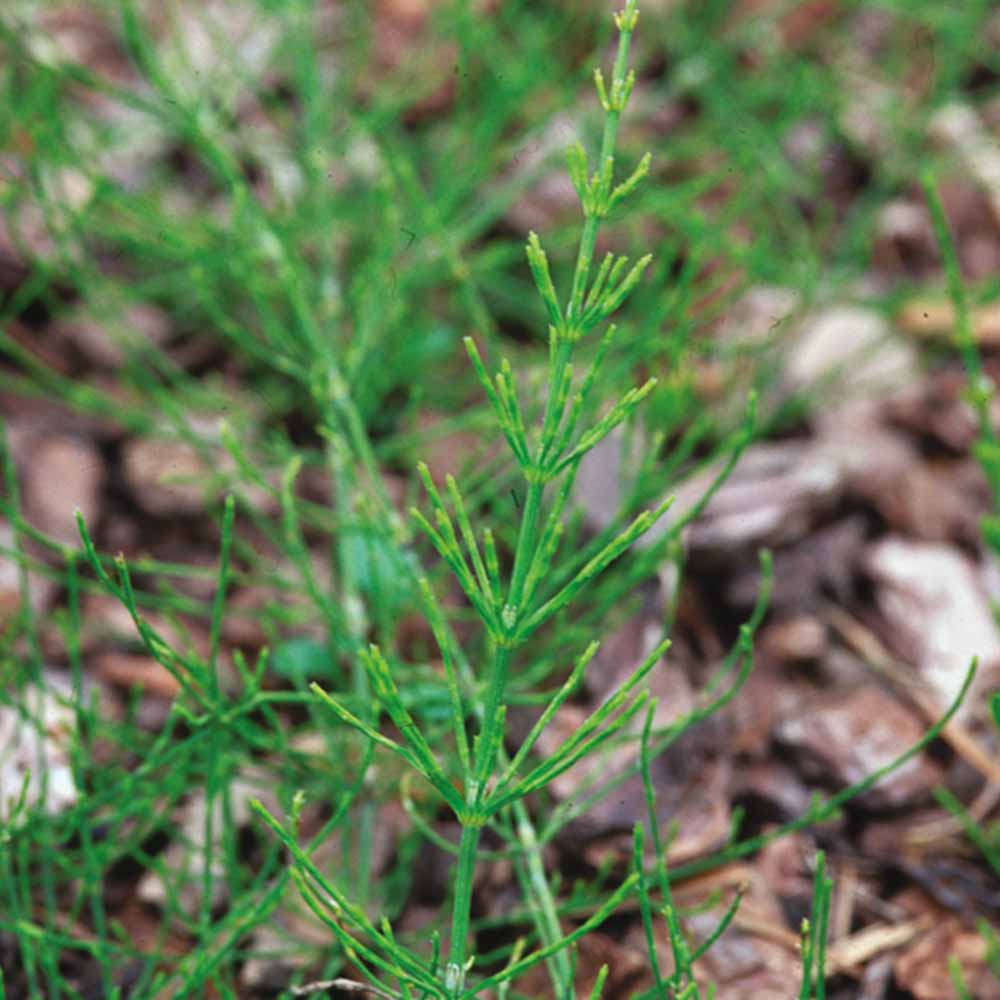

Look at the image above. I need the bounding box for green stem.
[505,481,545,622]
[439,7,642,993]
[444,467,546,989]
[445,642,510,992]
[506,336,572,613]
[512,801,574,996]
[445,822,483,994]
[565,15,630,329]
[540,338,575,464]
[475,644,514,786]
[566,215,600,326]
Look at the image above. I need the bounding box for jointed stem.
[444,443,555,991]
[440,4,644,993]
[445,822,483,992]
[567,215,601,327]
[505,479,546,622]
[512,801,575,994]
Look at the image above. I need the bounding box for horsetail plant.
[253,3,715,995]
[28,13,978,1000]
[252,0,963,994]
[2,2,994,996]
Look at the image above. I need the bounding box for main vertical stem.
[444,467,545,991]
[444,637,513,989]
[444,821,485,992]
[441,9,641,991]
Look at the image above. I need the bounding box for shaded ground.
[1,1,999,997]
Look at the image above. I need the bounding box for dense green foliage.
[0,0,995,997]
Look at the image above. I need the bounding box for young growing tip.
[615,0,641,33]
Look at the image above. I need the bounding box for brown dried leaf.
[92,651,181,699]
[776,685,944,808]
[759,616,829,665]
[514,928,650,998]
[894,913,995,1000]
[885,369,980,454]
[787,306,919,400]
[929,104,1000,228]
[872,199,938,279]
[869,458,987,546]
[123,436,213,517]
[0,522,59,633]
[864,536,1000,723]
[670,441,847,564]
[689,867,802,998]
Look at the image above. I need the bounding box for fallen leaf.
[93,650,181,699]
[864,536,1000,723]
[776,684,944,808]
[894,912,995,1000]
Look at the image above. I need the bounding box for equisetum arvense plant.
[252,2,755,995]
[245,2,974,996]
[278,0,668,997]
[0,0,985,995]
